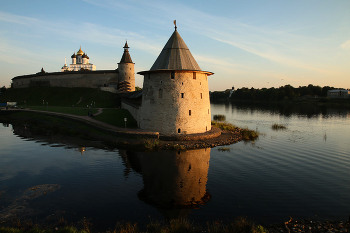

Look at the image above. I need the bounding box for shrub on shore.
[271,123,287,130]
[142,139,160,150]
[213,114,226,121]
[241,128,260,141]
[211,121,259,141]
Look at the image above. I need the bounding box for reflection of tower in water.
[119,148,211,219]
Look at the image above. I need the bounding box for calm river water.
[0,102,349,229]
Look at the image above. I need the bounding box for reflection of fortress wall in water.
[10,124,106,151]
[119,149,211,219]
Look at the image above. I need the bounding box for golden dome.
[77,46,84,56]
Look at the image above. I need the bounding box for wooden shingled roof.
[150,30,201,71]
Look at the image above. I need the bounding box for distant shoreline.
[210,97,350,107]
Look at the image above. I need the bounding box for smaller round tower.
[118,41,135,92]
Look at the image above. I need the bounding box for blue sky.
[1,0,349,91]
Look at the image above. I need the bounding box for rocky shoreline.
[266,217,349,233]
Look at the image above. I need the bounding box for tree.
[0,86,6,93]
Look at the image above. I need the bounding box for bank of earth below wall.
[121,101,140,127]
[12,70,118,88]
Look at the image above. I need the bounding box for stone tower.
[118,41,135,92]
[138,27,214,135]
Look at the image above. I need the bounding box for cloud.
[84,0,331,74]
[341,40,350,50]
[0,11,40,25]
[0,10,163,64]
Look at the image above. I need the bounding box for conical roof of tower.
[150,30,201,71]
[119,41,133,63]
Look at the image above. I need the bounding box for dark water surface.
[0,103,349,229]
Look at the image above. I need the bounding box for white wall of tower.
[140,71,211,134]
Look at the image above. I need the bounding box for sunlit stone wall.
[139,71,211,134]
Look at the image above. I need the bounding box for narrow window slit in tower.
[189,110,191,116]
[181,93,184,98]
[171,71,175,79]
[178,128,181,133]
[200,93,202,99]
[193,72,196,80]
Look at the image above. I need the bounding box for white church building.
[61,46,96,72]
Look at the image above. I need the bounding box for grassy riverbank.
[0,217,267,233]
[24,106,99,116]
[0,87,116,108]
[1,217,349,233]
[0,111,146,149]
[0,110,257,150]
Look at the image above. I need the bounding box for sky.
[0,0,349,91]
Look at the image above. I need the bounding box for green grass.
[0,227,88,233]
[142,139,160,150]
[0,87,116,108]
[211,121,259,141]
[211,121,236,131]
[94,109,138,128]
[26,106,98,116]
[2,107,138,129]
[0,218,267,233]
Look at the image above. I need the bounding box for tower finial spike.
[174,20,177,31]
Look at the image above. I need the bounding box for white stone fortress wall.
[12,71,118,88]
[140,70,211,135]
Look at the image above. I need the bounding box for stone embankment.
[266,217,349,233]
[0,108,245,149]
[157,127,243,150]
